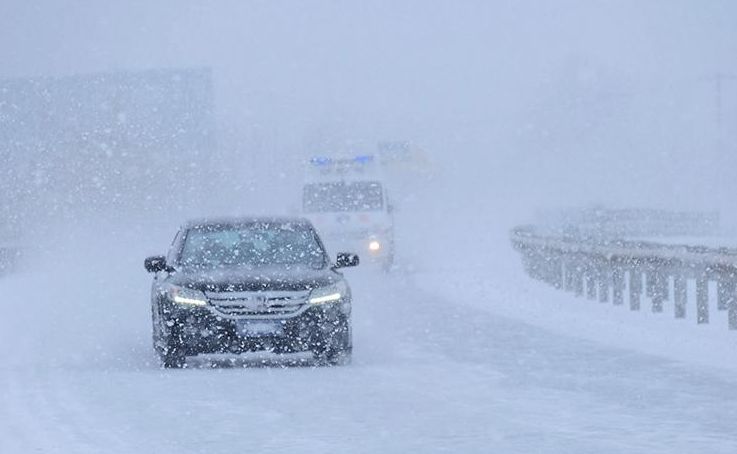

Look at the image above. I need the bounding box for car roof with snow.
[183,216,315,230]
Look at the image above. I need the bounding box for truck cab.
[301,155,395,270]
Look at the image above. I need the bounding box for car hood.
[166,265,340,292]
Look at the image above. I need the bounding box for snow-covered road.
[2,226,737,454]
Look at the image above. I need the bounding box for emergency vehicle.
[302,155,395,270]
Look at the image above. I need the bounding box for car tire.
[327,348,352,366]
[313,321,352,366]
[161,325,186,369]
[314,347,352,367]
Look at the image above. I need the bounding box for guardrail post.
[550,257,563,289]
[674,274,687,319]
[612,266,624,305]
[659,270,670,302]
[719,268,737,330]
[564,261,575,292]
[598,265,609,303]
[572,262,584,297]
[696,275,709,324]
[586,265,597,300]
[629,269,642,311]
[717,280,734,311]
[651,271,665,313]
[645,269,656,299]
[729,285,737,330]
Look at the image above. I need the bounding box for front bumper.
[166,301,351,356]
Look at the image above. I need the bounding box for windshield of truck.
[303,181,384,212]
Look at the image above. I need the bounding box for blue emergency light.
[353,155,374,164]
[310,157,332,166]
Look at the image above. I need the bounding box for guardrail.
[511,225,737,330]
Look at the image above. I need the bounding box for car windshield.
[179,223,326,269]
[303,181,383,212]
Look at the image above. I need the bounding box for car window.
[178,223,326,268]
[303,181,384,212]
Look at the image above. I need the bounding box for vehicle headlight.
[368,240,381,252]
[166,285,208,307]
[309,280,349,304]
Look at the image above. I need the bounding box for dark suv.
[144,217,358,368]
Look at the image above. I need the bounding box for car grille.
[205,290,310,319]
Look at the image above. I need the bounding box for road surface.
[1,232,736,453]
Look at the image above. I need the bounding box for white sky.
[1,0,736,223]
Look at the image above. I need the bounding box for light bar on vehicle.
[310,155,374,165]
[353,155,374,164]
[308,155,378,177]
[310,157,333,166]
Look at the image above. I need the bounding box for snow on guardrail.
[511,219,737,331]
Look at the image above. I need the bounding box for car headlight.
[166,285,208,307]
[309,280,349,304]
[368,240,381,252]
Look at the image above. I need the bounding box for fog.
[2,2,737,452]
[2,1,736,235]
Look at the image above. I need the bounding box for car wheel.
[327,348,352,366]
[314,347,352,367]
[161,325,186,369]
[313,322,352,367]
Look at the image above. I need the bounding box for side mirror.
[144,255,168,273]
[335,252,359,269]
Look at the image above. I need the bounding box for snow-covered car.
[144,217,358,368]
